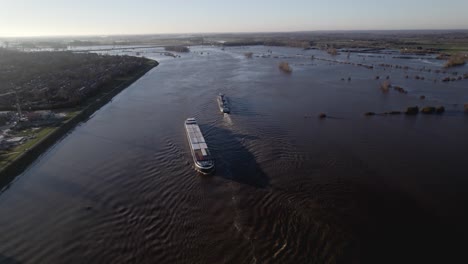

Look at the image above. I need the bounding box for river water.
[1,46,468,263]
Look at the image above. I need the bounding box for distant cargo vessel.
[217,93,230,114]
[185,118,215,173]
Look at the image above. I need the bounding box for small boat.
[184,118,215,173]
[217,93,230,114]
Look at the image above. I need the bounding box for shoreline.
[0,59,158,189]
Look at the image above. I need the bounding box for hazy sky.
[1,0,467,37]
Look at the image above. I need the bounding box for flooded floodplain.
[0,46,468,263]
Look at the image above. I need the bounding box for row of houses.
[0,51,149,110]
[0,110,67,150]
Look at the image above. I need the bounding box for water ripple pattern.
[1,46,468,264]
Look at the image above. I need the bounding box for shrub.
[279,62,292,73]
[393,86,408,94]
[406,106,419,115]
[381,80,391,93]
[436,106,445,114]
[444,53,466,68]
[327,48,338,56]
[421,107,436,114]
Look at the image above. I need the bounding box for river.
[0,46,467,263]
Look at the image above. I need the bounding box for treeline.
[0,48,156,110]
[221,40,312,49]
[164,46,190,52]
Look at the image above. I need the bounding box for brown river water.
[0,46,468,263]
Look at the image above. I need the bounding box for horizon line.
[2,28,468,39]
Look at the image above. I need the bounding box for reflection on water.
[203,125,269,188]
[0,46,467,263]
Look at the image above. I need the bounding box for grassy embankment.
[0,59,158,178]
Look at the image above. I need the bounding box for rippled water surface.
[1,46,468,263]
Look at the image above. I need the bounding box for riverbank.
[0,59,158,187]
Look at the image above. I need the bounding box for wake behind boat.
[217,93,230,114]
[184,118,215,173]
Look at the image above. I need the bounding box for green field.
[0,127,57,168]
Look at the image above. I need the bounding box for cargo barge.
[217,93,230,114]
[184,118,215,173]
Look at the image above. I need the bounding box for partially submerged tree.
[327,48,338,56]
[444,53,466,68]
[279,62,292,74]
[244,52,253,59]
[381,80,391,93]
